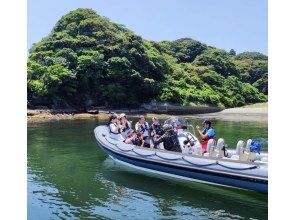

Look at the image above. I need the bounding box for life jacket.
[151,123,163,136]
[140,122,149,137]
[200,128,215,152]
[122,121,130,132]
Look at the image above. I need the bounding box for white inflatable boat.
[94,125,268,193]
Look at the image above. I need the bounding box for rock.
[87,109,99,114]
[27,110,40,116]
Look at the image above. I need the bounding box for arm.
[196,129,209,140]
[135,123,140,132]
[140,139,145,147]
[124,136,134,144]
[149,125,154,137]
[153,133,166,146]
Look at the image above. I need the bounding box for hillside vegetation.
[28,8,268,109]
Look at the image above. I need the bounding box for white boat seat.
[203,152,210,157]
[190,142,202,156]
[231,155,239,160]
[209,151,218,158]
[248,152,257,161]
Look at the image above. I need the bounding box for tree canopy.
[28,8,267,109]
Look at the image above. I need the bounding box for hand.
[196,125,200,130]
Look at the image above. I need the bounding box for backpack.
[250,140,262,154]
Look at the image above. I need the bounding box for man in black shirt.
[153,124,181,152]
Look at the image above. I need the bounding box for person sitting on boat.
[108,114,124,141]
[196,120,216,153]
[119,113,132,138]
[149,117,163,138]
[135,115,150,140]
[131,132,150,148]
[152,124,182,152]
[124,130,137,145]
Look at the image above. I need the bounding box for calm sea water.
[28,117,268,220]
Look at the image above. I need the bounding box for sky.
[28,0,268,54]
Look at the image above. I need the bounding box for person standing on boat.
[108,114,124,141]
[135,115,150,140]
[152,124,182,152]
[196,120,216,153]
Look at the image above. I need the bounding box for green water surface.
[28,117,268,219]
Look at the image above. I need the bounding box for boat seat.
[231,155,239,160]
[204,139,217,157]
[261,157,268,162]
[190,143,202,156]
[209,151,218,157]
[205,138,226,158]
[248,152,257,161]
[181,146,190,155]
[203,152,210,157]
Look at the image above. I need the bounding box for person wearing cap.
[149,117,163,138]
[196,120,216,152]
[108,113,124,141]
[119,113,132,138]
[152,124,181,152]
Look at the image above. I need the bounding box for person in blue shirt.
[196,120,216,152]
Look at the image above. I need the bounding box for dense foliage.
[28,8,267,108]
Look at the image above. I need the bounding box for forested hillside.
[27,8,267,109]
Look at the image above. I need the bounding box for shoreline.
[27,105,268,123]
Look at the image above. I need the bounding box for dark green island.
[27,8,268,115]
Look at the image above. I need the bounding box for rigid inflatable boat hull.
[95,126,267,193]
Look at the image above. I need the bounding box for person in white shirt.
[108,114,124,141]
[135,115,149,140]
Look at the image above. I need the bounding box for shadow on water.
[28,119,267,220]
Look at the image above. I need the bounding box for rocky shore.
[27,103,268,123]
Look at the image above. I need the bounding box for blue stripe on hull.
[98,142,267,193]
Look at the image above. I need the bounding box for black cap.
[202,120,212,126]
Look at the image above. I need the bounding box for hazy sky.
[28,0,268,54]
